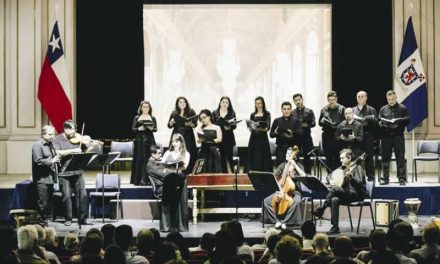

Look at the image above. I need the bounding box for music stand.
[296,176,329,222]
[59,153,94,229]
[247,171,280,193]
[87,152,121,223]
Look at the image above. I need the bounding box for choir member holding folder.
[196,109,222,173]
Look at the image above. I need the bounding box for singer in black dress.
[212,96,237,173]
[167,96,198,173]
[131,101,157,186]
[246,96,273,172]
[196,109,223,173]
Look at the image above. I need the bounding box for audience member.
[16,225,48,264]
[270,235,302,264]
[251,228,280,251]
[64,231,80,255]
[34,224,61,264]
[101,224,116,250]
[332,235,363,264]
[44,227,71,257]
[208,230,237,264]
[114,224,149,264]
[258,234,281,264]
[305,233,335,264]
[356,229,387,263]
[0,226,20,264]
[166,232,191,260]
[137,228,155,260]
[223,220,254,262]
[80,253,104,264]
[156,241,182,264]
[301,220,316,251]
[369,250,400,264]
[104,244,126,264]
[409,223,440,264]
[387,222,417,264]
[149,228,162,254]
[189,232,215,254]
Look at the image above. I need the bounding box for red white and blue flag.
[395,16,428,132]
[38,21,72,133]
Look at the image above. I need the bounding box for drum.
[404,198,421,228]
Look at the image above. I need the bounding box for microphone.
[307,148,318,156]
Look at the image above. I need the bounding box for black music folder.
[296,176,329,198]
[340,127,353,137]
[247,171,280,193]
[87,152,121,169]
[60,153,95,174]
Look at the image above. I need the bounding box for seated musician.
[146,145,167,198]
[312,149,368,234]
[262,145,305,230]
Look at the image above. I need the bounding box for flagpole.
[412,130,415,182]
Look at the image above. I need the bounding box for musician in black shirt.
[292,93,316,174]
[319,91,345,171]
[270,102,301,166]
[353,91,377,181]
[335,108,363,158]
[312,149,367,234]
[378,90,410,185]
[32,125,60,225]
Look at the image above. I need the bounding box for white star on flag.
[49,36,61,53]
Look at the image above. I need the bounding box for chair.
[109,141,134,171]
[88,173,122,220]
[345,181,375,234]
[412,140,440,182]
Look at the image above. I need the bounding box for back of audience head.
[264,228,280,244]
[200,232,215,253]
[80,233,103,256]
[137,228,154,256]
[64,231,80,252]
[33,224,46,247]
[158,241,181,264]
[422,222,440,245]
[222,220,245,247]
[103,244,126,264]
[101,224,116,249]
[211,229,237,263]
[333,235,353,258]
[267,235,282,255]
[0,226,19,264]
[114,224,133,251]
[17,225,38,251]
[149,228,162,252]
[388,221,415,254]
[220,255,245,264]
[301,220,316,240]
[86,228,104,241]
[44,227,58,248]
[166,231,190,260]
[369,229,387,252]
[369,250,400,264]
[81,253,104,264]
[312,233,330,252]
[274,235,302,264]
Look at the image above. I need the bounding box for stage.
[1,171,439,246]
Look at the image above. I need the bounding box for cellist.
[262,145,306,230]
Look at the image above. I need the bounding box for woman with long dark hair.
[160,133,190,232]
[212,96,237,173]
[196,109,223,173]
[131,101,157,185]
[246,96,272,172]
[167,96,198,173]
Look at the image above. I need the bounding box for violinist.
[52,120,91,226]
[262,145,305,230]
[32,125,59,226]
[312,149,368,234]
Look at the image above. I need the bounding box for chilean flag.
[38,21,72,133]
[395,16,428,132]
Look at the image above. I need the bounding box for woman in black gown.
[131,101,157,185]
[196,109,223,173]
[160,133,190,232]
[246,96,273,172]
[167,97,198,174]
[212,96,237,173]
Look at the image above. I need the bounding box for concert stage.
[1,171,439,245]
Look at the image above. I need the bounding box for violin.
[69,132,103,153]
[271,145,300,216]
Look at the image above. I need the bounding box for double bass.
[271,146,300,216]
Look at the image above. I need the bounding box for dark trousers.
[300,135,314,174]
[59,175,88,222]
[36,183,54,220]
[381,135,406,180]
[262,191,302,225]
[362,133,375,180]
[275,145,289,167]
[322,133,340,172]
[324,186,362,226]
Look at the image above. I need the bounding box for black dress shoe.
[312,207,325,219]
[327,225,340,235]
[399,179,406,186]
[79,220,93,225]
[379,178,389,185]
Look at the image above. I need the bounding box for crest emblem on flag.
[399,58,425,86]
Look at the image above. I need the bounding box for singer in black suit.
[32,125,60,225]
[292,93,316,174]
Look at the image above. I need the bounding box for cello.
[271,146,300,216]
